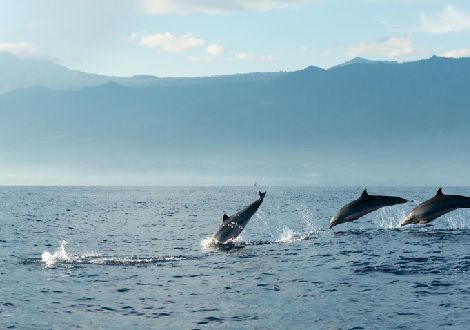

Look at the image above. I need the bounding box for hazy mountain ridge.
[0,52,108,93]
[1,54,469,185]
[331,57,398,68]
[0,52,287,94]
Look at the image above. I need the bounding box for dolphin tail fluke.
[259,191,266,200]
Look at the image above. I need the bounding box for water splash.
[445,210,470,229]
[300,207,319,235]
[375,205,470,230]
[201,205,315,251]
[274,226,310,243]
[200,236,218,250]
[41,240,69,268]
[256,210,276,239]
[275,227,297,243]
[376,206,407,229]
[40,240,194,267]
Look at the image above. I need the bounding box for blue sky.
[1,0,470,77]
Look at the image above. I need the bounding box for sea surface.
[1,186,470,329]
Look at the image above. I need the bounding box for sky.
[1,0,470,77]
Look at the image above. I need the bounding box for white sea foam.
[41,240,102,267]
[41,240,187,267]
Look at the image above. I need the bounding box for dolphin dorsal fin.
[360,189,369,198]
[223,213,230,222]
[436,188,444,196]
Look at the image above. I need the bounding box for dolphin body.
[212,191,266,244]
[401,188,470,226]
[330,189,407,228]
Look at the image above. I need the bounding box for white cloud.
[420,5,470,34]
[130,32,206,52]
[0,41,38,57]
[441,48,470,58]
[236,52,254,60]
[258,55,273,61]
[136,0,316,15]
[206,44,223,56]
[236,52,273,61]
[0,41,59,62]
[346,36,413,59]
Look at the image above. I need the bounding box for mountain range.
[0,52,469,185]
[0,51,286,94]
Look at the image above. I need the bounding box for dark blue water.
[2,187,470,329]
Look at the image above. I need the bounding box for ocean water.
[2,186,470,329]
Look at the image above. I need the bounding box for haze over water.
[2,186,470,329]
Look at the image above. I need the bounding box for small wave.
[39,241,197,268]
[82,255,191,266]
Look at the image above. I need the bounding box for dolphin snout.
[329,216,340,229]
[400,214,414,226]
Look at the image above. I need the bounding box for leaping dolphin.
[330,189,407,228]
[401,188,470,226]
[212,191,266,244]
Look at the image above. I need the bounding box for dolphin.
[212,191,266,244]
[401,188,470,226]
[330,189,408,228]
